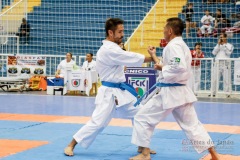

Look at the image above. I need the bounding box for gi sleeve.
[105,47,145,67]
[224,43,234,56]
[212,44,220,56]
[162,44,188,82]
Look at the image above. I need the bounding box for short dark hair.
[205,9,209,12]
[87,53,93,57]
[221,33,227,38]
[22,18,26,23]
[195,42,202,47]
[66,52,72,58]
[217,8,221,12]
[187,3,193,7]
[105,18,124,37]
[166,17,184,36]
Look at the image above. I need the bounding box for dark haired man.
[212,33,233,97]
[64,18,156,157]
[129,18,219,160]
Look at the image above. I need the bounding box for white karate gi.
[131,37,213,153]
[57,59,75,77]
[212,43,234,94]
[73,40,145,148]
[200,15,215,34]
[82,60,97,71]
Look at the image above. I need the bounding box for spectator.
[212,33,234,97]
[213,9,231,33]
[82,53,96,71]
[214,9,226,28]
[182,3,196,38]
[55,52,75,78]
[16,18,30,45]
[190,42,204,95]
[200,10,215,37]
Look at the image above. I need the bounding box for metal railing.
[1,54,239,98]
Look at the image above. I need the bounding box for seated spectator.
[200,10,215,37]
[82,53,96,71]
[189,42,204,95]
[221,20,240,34]
[182,3,196,38]
[214,9,226,28]
[213,9,231,33]
[16,18,30,45]
[55,52,75,78]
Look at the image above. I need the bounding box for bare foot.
[208,147,220,160]
[64,146,74,156]
[130,147,151,160]
[129,153,151,160]
[138,146,156,154]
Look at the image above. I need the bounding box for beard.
[113,36,123,45]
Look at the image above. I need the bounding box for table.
[65,69,98,96]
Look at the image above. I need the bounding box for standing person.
[82,53,96,71]
[129,18,220,160]
[55,52,75,78]
[182,3,196,38]
[200,10,215,37]
[190,42,205,95]
[64,18,155,157]
[212,33,234,97]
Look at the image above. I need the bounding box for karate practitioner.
[64,18,155,156]
[212,33,234,97]
[200,10,215,36]
[129,18,220,160]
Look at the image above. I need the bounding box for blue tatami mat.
[1,120,239,160]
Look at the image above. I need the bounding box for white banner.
[234,60,240,85]
[68,70,85,91]
[7,55,46,77]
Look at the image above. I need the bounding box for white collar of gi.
[102,40,119,47]
[168,36,183,45]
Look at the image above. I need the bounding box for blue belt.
[134,82,185,107]
[101,81,138,98]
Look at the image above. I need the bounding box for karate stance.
[64,18,155,156]
[129,18,220,160]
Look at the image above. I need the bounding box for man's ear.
[108,30,113,37]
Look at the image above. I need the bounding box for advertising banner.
[234,60,240,85]
[7,55,46,77]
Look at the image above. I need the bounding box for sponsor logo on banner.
[71,79,81,87]
[128,77,149,96]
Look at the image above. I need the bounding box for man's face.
[66,53,72,61]
[195,45,202,53]
[111,24,124,45]
[163,25,171,42]
[205,11,209,16]
[86,54,92,62]
[216,10,221,15]
[220,34,227,42]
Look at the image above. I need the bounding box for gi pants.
[73,94,138,148]
[131,93,213,153]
